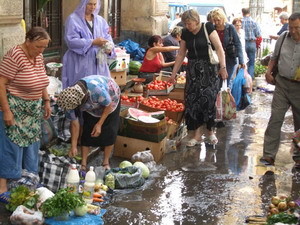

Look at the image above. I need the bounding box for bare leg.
[0,178,7,193]
[81,146,90,170]
[191,125,204,141]
[102,145,114,169]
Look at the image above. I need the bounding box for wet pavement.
[0,86,299,225]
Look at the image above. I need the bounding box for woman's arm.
[158,52,175,68]
[91,102,114,137]
[0,76,14,126]
[151,46,180,53]
[42,88,51,119]
[210,30,228,80]
[170,40,187,82]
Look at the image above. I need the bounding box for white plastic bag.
[10,205,44,225]
[131,150,154,163]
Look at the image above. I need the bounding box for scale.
[131,78,146,93]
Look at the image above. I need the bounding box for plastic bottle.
[66,164,80,193]
[83,166,96,203]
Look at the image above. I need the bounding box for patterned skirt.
[184,59,220,131]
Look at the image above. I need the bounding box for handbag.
[204,23,219,65]
[225,27,236,57]
[260,32,288,79]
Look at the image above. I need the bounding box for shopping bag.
[216,80,237,121]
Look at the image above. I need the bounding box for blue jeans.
[0,111,40,179]
[245,41,256,78]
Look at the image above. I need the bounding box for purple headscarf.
[74,0,101,19]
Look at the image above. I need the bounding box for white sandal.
[186,138,201,147]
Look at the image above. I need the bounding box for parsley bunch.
[41,187,84,218]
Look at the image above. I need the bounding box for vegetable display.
[41,188,85,218]
[141,96,184,112]
[6,185,39,212]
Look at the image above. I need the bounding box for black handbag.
[225,27,236,57]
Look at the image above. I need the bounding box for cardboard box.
[166,123,179,139]
[139,100,184,123]
[107,53,130,71]
[158,88,184,101]
[118,109,167,143]
[114,136,166,162]
[111,70,127,86]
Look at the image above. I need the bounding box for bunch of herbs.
[41,187,84,218]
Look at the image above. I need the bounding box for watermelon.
[129,61,142,75]
[128,108,165,120]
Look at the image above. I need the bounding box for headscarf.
[74,0,101,19]
[56,84,86,110]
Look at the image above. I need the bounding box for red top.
[217,30,225,48]
[139,53,162,73]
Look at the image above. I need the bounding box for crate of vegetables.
[139,96,184,123]
[146,80,174,96]
[120,95,144,109]
[174,72,186,89]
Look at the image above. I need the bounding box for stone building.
[0,0,169,62]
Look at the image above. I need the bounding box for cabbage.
[119,160,133,168]
[74,204,88,216]
[133,161,150,178]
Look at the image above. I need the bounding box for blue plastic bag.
[45,209,106,225]
[231,68,251,111]
[118,39,145,61]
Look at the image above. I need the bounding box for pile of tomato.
[141,96,184,112]
[121,95,144,103]
[147,80,173,90]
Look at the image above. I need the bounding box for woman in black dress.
[170,9,228,147]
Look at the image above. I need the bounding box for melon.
[129,61,142,75]
[128,108,165,120]
[133,161,150,178]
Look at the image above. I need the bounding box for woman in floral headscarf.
[57,75,120,170]
[62,0,116,88]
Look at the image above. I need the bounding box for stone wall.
[0,0,24,59]
[120,0,169,48]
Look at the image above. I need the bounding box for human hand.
[93,37,108,47]
[68,146,78,158]
[168,76,177,84]
[265,72,275,85]
[91,123,102,137]
[240,64,246,69]
[3,110,15,126]
[219,67,228,80]
[43,101,51,119]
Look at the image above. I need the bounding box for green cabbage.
[119,160,133,168]
[133,162,150,178]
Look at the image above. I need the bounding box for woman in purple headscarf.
[62,0,115,88]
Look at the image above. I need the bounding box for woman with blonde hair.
[210,8,245,86]
[170,9,228,147]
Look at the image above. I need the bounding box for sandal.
[0,191,10,204]
[186,138,201,147]
[207,134,218,145]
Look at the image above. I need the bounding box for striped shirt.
[242,16,261,41]
[0,45,49,100]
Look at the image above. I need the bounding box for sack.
[215,80,237,121]
[38,150,77,192]
[105,166,145,189]
[204,22,219,65]
[226,43,236,57]
[10,205,44,225]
